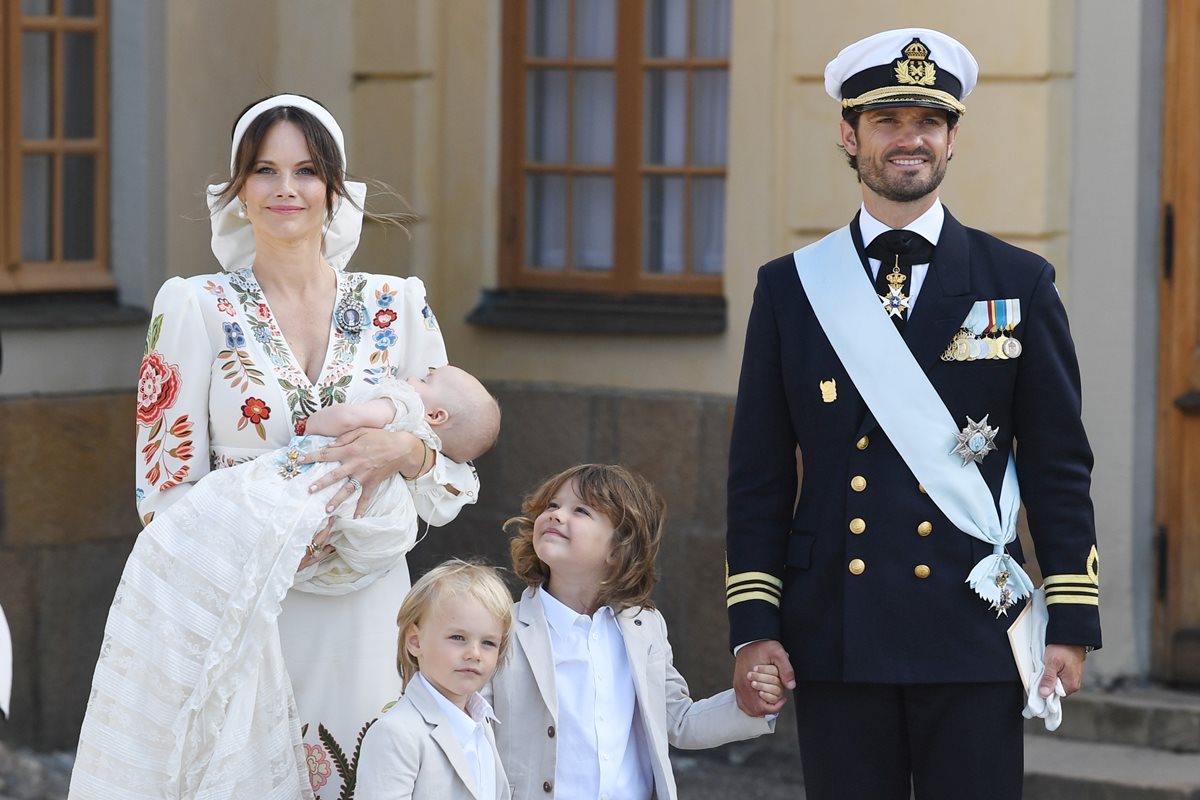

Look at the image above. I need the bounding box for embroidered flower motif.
[137,351,183,427]
[257,302,271,319]
[241,397,271,424]
[373,308,397,329]
[373,329,397,351]
[421,303,439,332]
[141,414,193,488]
[216,297,236,316]
[305,743,332,792]
[253,326,272,344]
[223,321,246,349]
[295,417,308,436]
[375,285,396,308]
[135,487,145,503]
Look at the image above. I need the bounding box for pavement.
[671,741,805,799]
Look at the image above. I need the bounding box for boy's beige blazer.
[489,587,774,800]
[357,676,511,800]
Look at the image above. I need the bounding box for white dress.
[70,268,478,800]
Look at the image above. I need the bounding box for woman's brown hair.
[506,464,666,612]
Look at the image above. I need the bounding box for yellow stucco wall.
[163,0,1075,396]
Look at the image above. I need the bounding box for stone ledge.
[466,289,726,336]
[1023,735,1200,799]
[0,292,148,331]
[1026,688,1200,753]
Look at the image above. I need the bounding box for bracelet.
[401,442,431,481]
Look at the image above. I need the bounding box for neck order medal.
[880,264,910,319]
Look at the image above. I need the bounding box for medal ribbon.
[794,228,1032,611]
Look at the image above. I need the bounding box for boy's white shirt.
[538,588,653,799]
[416,673,499,800]
[488,586,775,800]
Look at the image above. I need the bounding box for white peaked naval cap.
[825,28,979,115]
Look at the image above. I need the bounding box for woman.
[70,95,479,799]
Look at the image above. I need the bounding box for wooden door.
[1154,0,1200,682]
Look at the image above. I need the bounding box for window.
[1,0,110,294]
[500,0,730,296]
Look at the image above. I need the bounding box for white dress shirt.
[539,589,653,800]
[858,199,945,313]
[417,672,499,800]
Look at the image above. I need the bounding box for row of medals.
[940,327,1022,362]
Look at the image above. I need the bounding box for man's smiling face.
[841,106,958,204]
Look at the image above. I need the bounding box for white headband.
[228,94,348,173]
[208,94,364,272]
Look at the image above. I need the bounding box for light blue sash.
[794,227,1032,612]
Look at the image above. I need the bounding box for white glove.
[1015,588,1064,731]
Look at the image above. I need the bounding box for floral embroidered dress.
[71,267,477,800]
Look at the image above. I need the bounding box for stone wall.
[0,393,138,750]
[0,381,744,750]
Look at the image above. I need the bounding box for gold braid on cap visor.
[842,86,967,115]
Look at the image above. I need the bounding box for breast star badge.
[952,414,998,466]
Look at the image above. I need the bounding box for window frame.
[499,0,727,297]
[1,0,111,295]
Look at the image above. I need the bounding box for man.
[725,28,1100,799]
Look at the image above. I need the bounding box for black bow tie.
[865,229,935,268]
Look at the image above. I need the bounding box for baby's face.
[406,367,452,409]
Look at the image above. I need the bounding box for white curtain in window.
[527,174,568,269]
[574,70,615,165]
[575,0,615,58]
[694,0,731,58]
[574,176,614,270]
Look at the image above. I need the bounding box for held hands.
[733,639,796,717]
[748,664,785,707]
[300,428,426,518]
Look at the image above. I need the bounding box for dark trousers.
[793,681,1025,800]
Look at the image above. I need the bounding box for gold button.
[851,475,867,492]
[914,564,931,579]
[849,558,866,575]
[917,521,933,537]
[918,483,927,494]
[849,518,866,535]
[856,436,869,450]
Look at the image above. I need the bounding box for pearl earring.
[236,201,248,219]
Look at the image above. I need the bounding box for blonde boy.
[357,560,513,800]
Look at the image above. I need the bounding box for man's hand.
[733,639,796,716]
[1039,644,1087,698]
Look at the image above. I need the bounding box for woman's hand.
[298,516,337,571]
[300,428,429,517]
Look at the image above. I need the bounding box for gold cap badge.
[895,38,937,87]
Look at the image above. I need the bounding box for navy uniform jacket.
[725,209,1101,684]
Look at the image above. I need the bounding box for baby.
[287,365,501,591]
